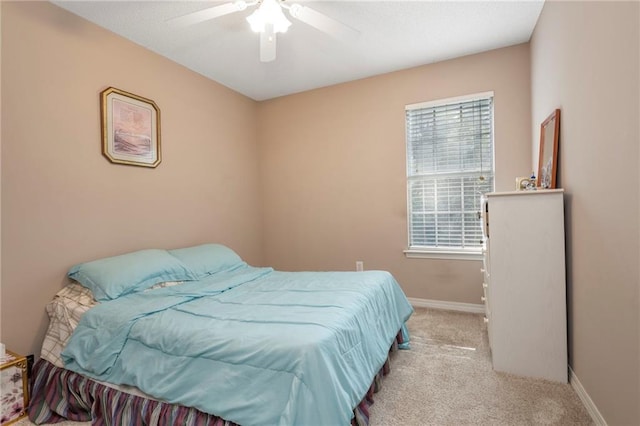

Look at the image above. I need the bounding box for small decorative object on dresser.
[515,176,529,190]
[1,350,29,425]
[515,175,536,191]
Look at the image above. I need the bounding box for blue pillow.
[168,244,246,278]
[68,249,198,301]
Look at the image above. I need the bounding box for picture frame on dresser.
[537,108,561,189]
[100,87,161,168]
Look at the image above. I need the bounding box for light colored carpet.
[369,308,593,425]
[16,308,593,425]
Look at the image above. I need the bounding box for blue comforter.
[62,266,413,425]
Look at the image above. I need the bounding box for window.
[405,92,494,259]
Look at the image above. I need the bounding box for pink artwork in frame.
[101,87,161,168]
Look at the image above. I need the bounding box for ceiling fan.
[167,0,360,63]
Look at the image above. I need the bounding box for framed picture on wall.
[100,87,161,168]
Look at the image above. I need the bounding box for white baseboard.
[408,297,485,314]
[569,366,607,426]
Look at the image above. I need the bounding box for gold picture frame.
[537,109,560,189]
[101,87,161,168]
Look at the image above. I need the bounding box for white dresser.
[481,189,567,383]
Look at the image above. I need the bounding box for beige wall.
[5,3,638,423]
[531,1,639,424]
[258,44,532,303]
[1,2,263,357]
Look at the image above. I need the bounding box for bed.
[28,244,413,425]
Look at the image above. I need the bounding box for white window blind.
[406,93,494,252]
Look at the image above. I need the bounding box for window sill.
[403,249,482,261]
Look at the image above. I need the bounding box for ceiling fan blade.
[260,24,277,62]
[167,1,249,28]
[286,4,360,42]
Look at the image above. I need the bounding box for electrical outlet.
[356,261,364,272]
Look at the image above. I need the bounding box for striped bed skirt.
[28,332,405,425]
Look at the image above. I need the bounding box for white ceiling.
[51,1,545,101]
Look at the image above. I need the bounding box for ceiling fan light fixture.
[233,1,249,12]
[287,3,302,18]
[246,0,291,33]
